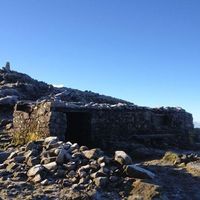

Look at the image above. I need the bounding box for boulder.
[124,165,155,179]
[114,151,133,165]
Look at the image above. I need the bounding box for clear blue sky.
[0,0,199,122]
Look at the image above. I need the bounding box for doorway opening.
[66,112,92,146]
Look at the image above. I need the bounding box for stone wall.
[13,101,67,141]
[13,101,52,139]
[90,108,193,149]
[13,101,194,149]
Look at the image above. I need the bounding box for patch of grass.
[162,151,181,165]
[12,131,44,145]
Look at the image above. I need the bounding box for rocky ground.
[0,131,200,200]
[0,133,154,200]
[0,67,200,199]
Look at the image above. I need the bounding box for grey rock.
[114,151,133,165]
[94,177,108,188]
[27,156,40,167]
[70,143,79,151]
[56,148,72,165]
[44,136,59,146]
[63,162,77,171]
[6,162,18,172]
[41,156,56,164]
[82,148,104,160]
[109,176,119,182]
[7,151,18,160]
[80,146,89,152]
[186,161,200,175]
[41,179,49,185]
[124,164,155,179]
[0,152,10,163]
[0,95,18,105]
[27,164,44,177]
[43,162,57,171]
[54,169,66,178]
[14,155,25,163]
[32,174,43,183]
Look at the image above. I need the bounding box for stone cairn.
[2,62,11,72]
[0,137,155,198]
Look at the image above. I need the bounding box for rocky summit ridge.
[0,66,132,106]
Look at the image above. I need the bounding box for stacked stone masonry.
[13,101,194,150]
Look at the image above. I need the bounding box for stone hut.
[13,100,194,150]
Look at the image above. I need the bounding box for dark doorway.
[66,112,92,146]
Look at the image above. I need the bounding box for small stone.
[80,146,89,152]
[43,162,57,171]
[27,164,44,177]
[56,149,72,165]
[41,179,49,185]
[0,163,6,169]
[26,141,42,151]
[0,152,10,163]
[54,148,61,155]
[94,177,108,188]
[27,156,40,167]
[54,169,66,178]
[71,177,78,184]
[63,180,72,187]
[44,137,59,145]
[46,141,63,150]
[91,171,107,179]
[7,151,18,160]
[98,167,110,174]
[79,171,87,178]
[109,176,119,182]
[97,157,105,164]
[14,155,25,163]
[70,143,79,151]
[6,162,18,172]
[13,171,27,181]
[24,150,33,160]
[79,176,90,185]
[82,148,104,160]
[68,170,76,178]
[32,174,42,183]
[6,123,12,130]
[63,162,77,171]
[41,156,56,165]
